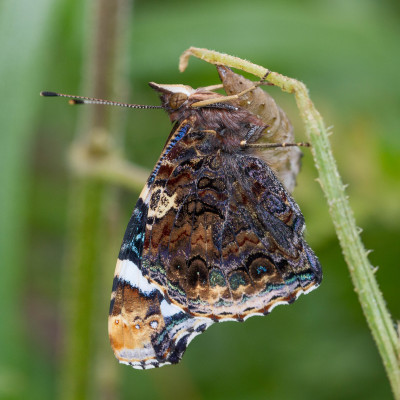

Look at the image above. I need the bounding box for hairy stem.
[59,1,132,399]
[179,47,400,399]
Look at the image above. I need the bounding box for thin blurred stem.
[61,181,105,400]
[179,47,400,399]
[68,141,149,192]
[59,1,132,399]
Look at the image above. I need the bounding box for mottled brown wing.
[110,121,217,369]
[110,119,321,368]
[141,144,321,320]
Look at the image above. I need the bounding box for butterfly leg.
[197,129,218,134]
[198,83,224,91]
[240,141,310,149]
[191,71,272,108]
[198,73,273,93]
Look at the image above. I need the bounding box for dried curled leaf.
[217,66,302,193]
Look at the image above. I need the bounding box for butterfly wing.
[109,121,215,369]
[141,149,321,320]
[109,119,322,369]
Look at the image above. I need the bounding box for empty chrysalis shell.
[217,65,302,193]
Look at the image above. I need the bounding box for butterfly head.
[149,82,194,112]
[149,82,226,122]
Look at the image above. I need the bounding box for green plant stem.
[179,47,400,399]
[61,180,106,400]
[68,142,149,192]
[59,1,131,399]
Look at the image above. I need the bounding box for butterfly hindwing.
[141,142,321,320]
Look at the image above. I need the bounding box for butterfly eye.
[169,92,188,109]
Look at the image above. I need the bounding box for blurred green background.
[1,0,400,399]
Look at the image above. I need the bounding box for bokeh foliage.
[1,0,399,399]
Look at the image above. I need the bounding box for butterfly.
[107,69,322,369]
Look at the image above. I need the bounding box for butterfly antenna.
[240,141,310,149]
[40,91,163,109]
